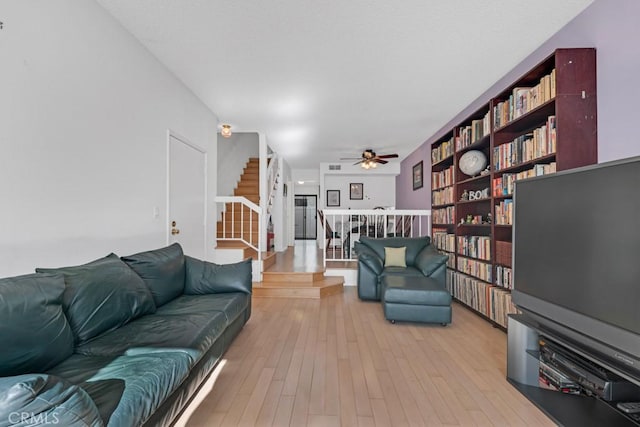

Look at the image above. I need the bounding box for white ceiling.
[96,0,594,169]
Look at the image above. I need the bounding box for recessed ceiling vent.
[328,164,341,170]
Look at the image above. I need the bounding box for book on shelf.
[513,87,530,119]
[492,162,557,196]
[495,199,513,225]
[431,136,455,164]
[493,116,557,171]
[492,68,556,128]
[431,166,455,189]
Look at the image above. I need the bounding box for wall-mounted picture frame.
[349,183,363,200]
[326,190,340,207]
[413,161,424,190]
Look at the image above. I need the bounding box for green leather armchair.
[355,236,448,301]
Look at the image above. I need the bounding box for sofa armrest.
[184,257,252,295]
[414,246,449,276]
[355,243,384,275]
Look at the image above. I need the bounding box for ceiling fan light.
[371,162,377,168]
[221,124,232,138]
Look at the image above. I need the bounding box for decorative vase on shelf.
[459,150,488,176]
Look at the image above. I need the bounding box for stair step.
[262,271,326,284]
[233,189,260,197]
[253,277,344,299]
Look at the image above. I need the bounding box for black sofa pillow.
[37,253,156,345]
[121,243,186,307]
[184,256,252,294]
[0,273,74,376]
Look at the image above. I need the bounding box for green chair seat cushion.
[381,266,425,278]
[121,243,186,307]
[36,254,156,345]
[0,273,75,376]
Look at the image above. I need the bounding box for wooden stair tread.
[253,280,343,299]
[258,276,343,288]
[262,271,325,283]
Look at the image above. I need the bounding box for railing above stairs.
[321,209,432,266]
[215,196,262,260]
[215,152,280,262]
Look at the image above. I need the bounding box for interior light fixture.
[361,159,377,169]
[221,124,232,138]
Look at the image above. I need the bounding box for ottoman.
[382,275,452,325]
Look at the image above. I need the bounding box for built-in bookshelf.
[430,48,597,329]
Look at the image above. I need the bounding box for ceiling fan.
[341,149,399,168]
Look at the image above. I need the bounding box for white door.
[168,132,206,259]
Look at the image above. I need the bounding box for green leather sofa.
[0,243,251,427]
[355,236,448,301]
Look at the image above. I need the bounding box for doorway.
[167,131,207,259]
[294,195,317,240]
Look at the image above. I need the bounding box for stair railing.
[215,196,262,260]
[321,209,432,266]
[265,153,279,216]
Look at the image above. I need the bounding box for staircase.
[217,157,343,298]
[216,157,275,269]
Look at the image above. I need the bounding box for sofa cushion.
[74,304,227,363]
[384,246,407,267]
[36,254,156,345]
[158,293,250,324]
[184,256,252,295]
[121,243,186,307]
[0,273,74,376]
[359,236,431,266]
[46,352,192,427]
[0,373,103,427]
[75,293,247,361]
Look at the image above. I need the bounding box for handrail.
[215,196,262,259]
[321,209,432,265]
[266,154,278,214]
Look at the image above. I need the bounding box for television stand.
[507,314,640,426]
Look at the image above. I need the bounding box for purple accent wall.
[396,0,640,210]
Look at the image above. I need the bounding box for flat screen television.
[512,155,640,383]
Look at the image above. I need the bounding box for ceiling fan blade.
[377,154,399,159]
[340,157,362,160]
[353,160,364,165]
[374,159,388,164]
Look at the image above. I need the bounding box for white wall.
[272,158,292,251]
[319,162,399,209]
[0,0,218,276]
[217,132,259,197]
[322,175,396,209]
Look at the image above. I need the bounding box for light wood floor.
[179,288,554,426]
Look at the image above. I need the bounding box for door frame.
[166,129,208,256]
[294,194,318,240]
